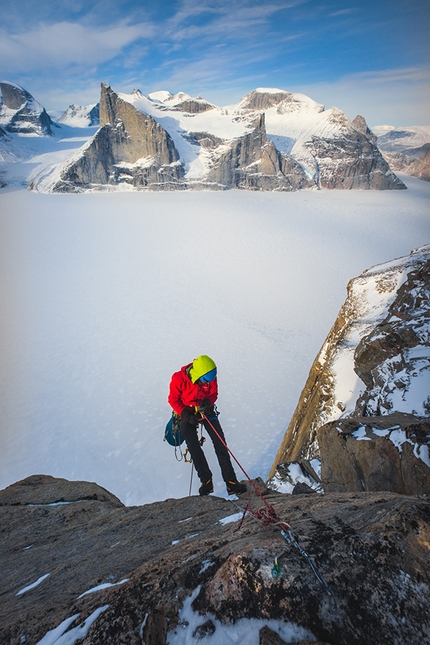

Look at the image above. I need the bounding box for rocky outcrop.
[237,88,292,110]
[205,113,314,191]
[306,112,404,190]
[50,84,185,192]
[318,414,430,494]
[351,115,377,143]
[0,81,55,135]
[268,246,430,494]
[48,85,313,192]
[1,475,429,645]
[239,91,405,190]
[169,96,215,113]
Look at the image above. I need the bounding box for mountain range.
[0,80,418,192]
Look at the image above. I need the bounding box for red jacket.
[168,363,218,415]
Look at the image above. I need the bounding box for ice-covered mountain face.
[30,83,405,193]
[0,81,55,136]
[58,103,100,127]
[372,125,430,181]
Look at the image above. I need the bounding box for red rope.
[201,413,290,530]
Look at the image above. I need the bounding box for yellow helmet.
[189,355,217,384]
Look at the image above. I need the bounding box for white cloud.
[0,20,153,72]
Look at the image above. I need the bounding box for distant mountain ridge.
[3,80,430,191]
[30,82,405,193]
[373,124,430,181]
[58,103,100,127]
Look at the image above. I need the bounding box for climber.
[168,355,247,497]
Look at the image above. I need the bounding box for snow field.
[0,176,429,505]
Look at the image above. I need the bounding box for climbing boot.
[227,480,247,495]
[199,479,214,496]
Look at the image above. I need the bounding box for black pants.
[180,416,237,484]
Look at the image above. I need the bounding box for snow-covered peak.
[58,103,99,127]
[0,81,54,135]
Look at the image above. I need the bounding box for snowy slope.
[322,247,430,420]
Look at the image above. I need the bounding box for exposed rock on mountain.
[58,103,100,127]
[204,112,313,191]
[268,246,430,495]
[351,115,377,143]
[1,475,429,645]
[251,90,404,190]
[46,84,313,192]
[0,81,55,135]
[30,83,405,192]
[236,88,293,110]
[49,84,185,192]
[318,413,430,494]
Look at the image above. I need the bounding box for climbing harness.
[200,412,334,598]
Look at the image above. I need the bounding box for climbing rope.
[200,412,334,597]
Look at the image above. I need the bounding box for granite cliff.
[268,246,430,497]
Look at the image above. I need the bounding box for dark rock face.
[1,475,429,645]
[268,246,430,496]
[354,257,430,416]
[318,414,430,494]
[172,98,215,113]
[0,82,55,135]
[238,89,291,110]
[352,115,377,143]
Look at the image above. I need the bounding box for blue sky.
[0,0,428,125]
